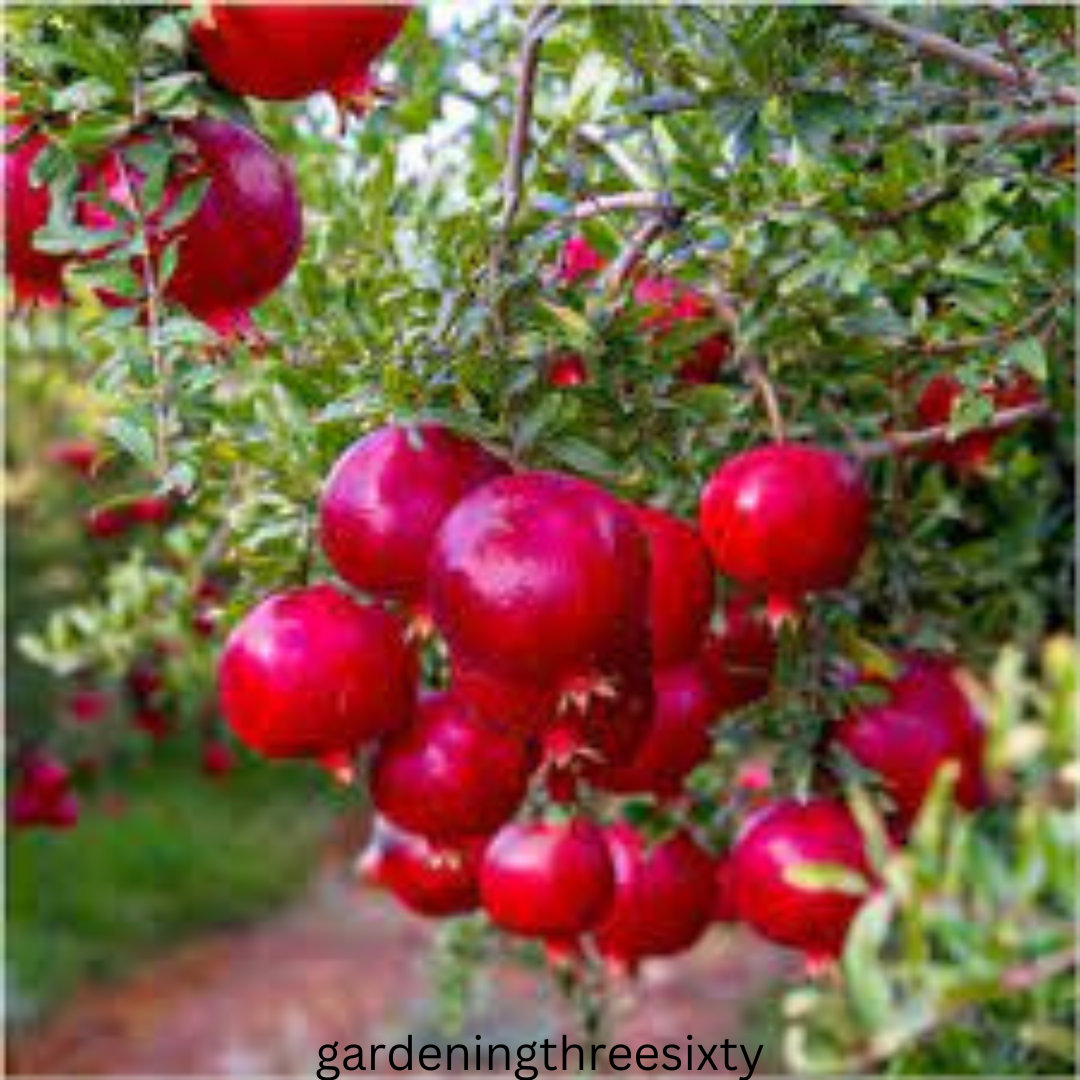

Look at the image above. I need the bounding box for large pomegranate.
[359,818,486,918]
[370,691,532,841]
[4,120,69,307]
[479,817,615,945]
[634,505,715,666]
[192,3,410,105]
[700,444,871,619]
[595,824,716,972]
[319,423,508,602]
[700,597,777,709]
[80,118,302,339]
[428,471,650,688]
[218,583,416,759]
[834,654,988,828]
[727,797,872,957]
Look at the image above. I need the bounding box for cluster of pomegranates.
[4,4,410,336]
[217,420,989,970]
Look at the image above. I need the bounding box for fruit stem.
[744,358,787,443]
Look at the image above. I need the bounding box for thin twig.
[602,215,668,298]
[925,110,1077,147]
[568,190,671,221]
[838,5,1079,107]
[744,358,787,442]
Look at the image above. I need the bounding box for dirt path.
[9,867,795,1076]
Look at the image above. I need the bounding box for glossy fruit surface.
[547,352,589,388]
[319,423,507,601]
[218,583,416,759]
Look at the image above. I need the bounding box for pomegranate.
[700,597,777,709]
[450,657,559,739]
[834,655,988,828]
[319,423,508,601]
[634,505,715,666]
[727,798,872,957]
[80,118,302,340]
[596,824,716,972]
[192,4,410,108]
[480,817,615,945]
[84,503,135,540]
[129,494,173,526]
[126,658,163,706]
[10,753,78,829]
[593,661,719,797]
[429,471,650,688]
[700,444,871,620]
[915,372,1042,473]
[65,686,110,725]
[218,583,416,759]
[134,707,172,740]
[371,691,532,841]
[547,351,589,388]
[552,235,605,286]
[4,119,69,307]
[202,741,236,777]
[359,818,486,918]
[634,276,732,385]
[47,439,103,478]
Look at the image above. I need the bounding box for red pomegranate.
[700,597,777,709]
[65,686,110,725]
[634,276,732,385]
[47,440,103,478]
[192,4,410,107]
[129,495,173,526]
[371,692,532,841]
[4,119,69,307]
[593,661,719,797]
[700,444,871,620]
[21,752,71,799]
[450,657,559,739]
[634,505,715,666]
[80,118,303,340]
[547,352,589,388]
[727,798,872,957]
[84,503,136,540]
[834,655,988,828]
[429,471,650,688]
[359,819,486,918]
[10,753,79,829]
[552,235,605,286]
[319,423,508,602]
[134,707,172,740]
[218,583,416,759]
[201,741,236,777]
[915,372,1042,473]
[596,824,716,972]
[480,817,615,945]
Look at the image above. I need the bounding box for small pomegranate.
[47,439,103,479]
[547,352,589,388]
[480,817,615,946]
[319,749,358,786]
[218,583,416,759]
[371,692,532,842]
[21,752,71,799]
[596,824,716,972]
[634,276,732,385]
[10,753,78,829]
[359,818,486,918]
[319,423,508,602]
[429,471,650,688]
[65,686,110,725]
[634,505,715,666]
[552,235,605,286]
[700,597,777,709]
[727,798,871,958]
[202,741,236,777]
[700,444,871,620]
[126,658,163,705]
[84,504,135,540]
[129,495,173,526]
[134,707,172,740]
[81,118,303,340]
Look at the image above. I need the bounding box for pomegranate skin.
[192,4,410,103]
[480,818,615,941]
[596,824,716,968]
[81,119,302,339]
[4,122,68,307]
[634,505,715,666]
[319,423,508,602]
[553,235,605,286]
[47,440,102,479]
[218,583,416,759]
[728,798,871,957]
[371,692,532,842]
[593,661,719,797]
[360,819,486,918]
[700,598,777,710]
[700,444,871,613]
[429,471,650,686]
[450,657,558,738]
[547,352,589,388]
[634,276,732,385]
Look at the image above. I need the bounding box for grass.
[6,753,342,1026]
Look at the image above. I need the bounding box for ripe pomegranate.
[21,752,71,799]
[834,655,988,828]
[429,471,650,688]
[218,583,416,759]
[480,817,615,946]
[371,692,532,841]
[634,505,715,666]
[449,657,558,739]
[915,372,1042,473]
[700,597,777,709]
[202,741,236,777]
[47,439,103,478]
[4,119,69,307]
[700,444,871,620]
[80,118,302,340]
[134,708,172,740]
[552,235,605,286]
[129,495,173,526]
[10,753,79,829]
[359,819,486,918]
[192,4,410,108]
[547,352,589,388]
[319,423,508,602]
[592,661,719,797]
[634,276,732,385]
[727,798,872,958]
[65,686,110,725]
[595,824,716,972]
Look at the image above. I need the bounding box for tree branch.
[603,215,668,297]
[744,358,788,442]
[925,110,1077,147]
[569,190,672,221]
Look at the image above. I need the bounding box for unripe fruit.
[218,583,416,759]
[319,423,508,602]
[449,658,558,738]
[700,444,871,619]
[65,687,110,725]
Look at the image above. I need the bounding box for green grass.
[6,754,341,1026]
